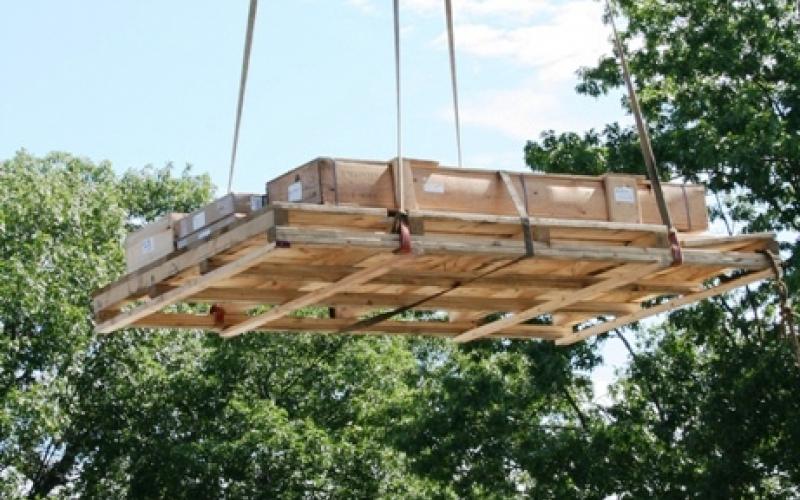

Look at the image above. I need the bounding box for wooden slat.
[186,287,641,315]
[219,254,410,338]
[95,243,278,334]
[555,268,775,345]
[134,314,570,340]
[275,227,771,270]
[216,263,701,294]
[453,262,666,343]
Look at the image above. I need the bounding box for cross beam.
[453,262,666,343]
[555,268,775,345]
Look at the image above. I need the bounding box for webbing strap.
[605,0,673,231]
[227,0,259,193]
[393,0,405,213]
[444,0,463,168]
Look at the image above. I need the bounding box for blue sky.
[1,0,630,397]
[1,0,623,193]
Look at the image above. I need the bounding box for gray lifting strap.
[444,0,463,168]
[606,0,683,264]
[393,0,406,213]
[227,0,259,193]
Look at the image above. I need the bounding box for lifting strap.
[227,0,259,193]
[444,0,463,168]
[393,0,406,213]
[605,0,682,264]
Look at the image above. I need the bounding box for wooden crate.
[177,193,265,239]
[124,213,184,273]
[265,158,708,232]
[95,202,776,344]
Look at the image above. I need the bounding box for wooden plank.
[134,314,570,340]
[186,287,641,315]
[93,209,276,313]
[95,243,278,334]
[219,254,410,338]
[274,227,771,270]
[410,210,670,234]
[453,262,666,343]
[555,268,775,345]
[223,263,701,294]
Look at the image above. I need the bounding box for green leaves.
[525,1,800,496]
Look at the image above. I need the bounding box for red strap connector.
[210,304,226,326]
[667,228,683,266]
[395,215,412,254]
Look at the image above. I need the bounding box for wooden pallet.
[93,202,778,344]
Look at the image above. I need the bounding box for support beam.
[134,314,569,340]
[186,287,641,315]
[206,263,702,294]
[453,262,665,343]
[555,268,775,345]
[95,243,277,334]
[275,227,771,270]
[219,255,410,338]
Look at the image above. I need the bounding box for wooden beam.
[275,227,771,270]
[95,243,278,334]
[453,262,666,343]
[217,263,701,294]
[134,314,570,340]
[410,210,670,235]
[186,287,641,315]
[555,268,775,345]
[219,255,410,338]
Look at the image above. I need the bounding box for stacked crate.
[124,193,265,274]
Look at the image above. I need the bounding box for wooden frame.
[93,202,778,344]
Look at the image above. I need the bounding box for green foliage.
[525,0,800,496]
[4,2,800,496]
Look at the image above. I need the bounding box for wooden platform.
[93,201,779,345]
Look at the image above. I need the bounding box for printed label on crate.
[197,228,211,240]
[192,212,206,230]
[423,177,445,194]
[250,195,264,211]
[288,181,303,202]
[614,186,636,204]
[141,237,154,254]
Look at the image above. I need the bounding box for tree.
[0,151,605,498]
[0,151,214,497]
[524,0,800,496]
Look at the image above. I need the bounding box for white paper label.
[614,186,636,204]
[288,181,303,202]
[141,237,154,254]
[192,212,206,230]
[250,195,263,211]
[423,178,445,194]
[197,228,211,240]
[176,238,187,250]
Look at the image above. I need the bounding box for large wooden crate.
[177,193,265,240]
[124,213,184,273]
[175,193,266,249]
[124,194,267,275]
[266,158,709,232]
